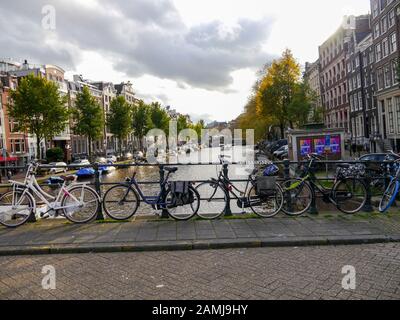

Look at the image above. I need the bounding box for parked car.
[267,139,288,155]
[49,162,67,174]
[95,157,107,164]
[71,159,91,167]
[106,155,117,163]
[358,153,400,173]
[273,145,289,159]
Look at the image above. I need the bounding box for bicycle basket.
[169,181,195,207]
[256,176,277,197]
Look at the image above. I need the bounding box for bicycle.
[281,154,368,216]
[102,165,200,221]
[379,152,400,213]
[0,162,100,228]
[195,155,284,219]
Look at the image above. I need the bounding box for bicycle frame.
[123,171,172,207]
[9,167,92,215]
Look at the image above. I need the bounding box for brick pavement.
[0,213,400,255]
[0,243,399,300]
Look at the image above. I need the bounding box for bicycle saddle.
[337,163,350,168]
[61,175,77,182]
[164,167,178,173]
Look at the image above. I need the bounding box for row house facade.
[371,0,400,151]
[0,73,30,166]
[319,15,371,136]
[304,59,322,122]
[0,59,140,162]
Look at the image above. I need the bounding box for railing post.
[283,159,292,212]
[308,165,319,215]
[93,163,104,220]
[159,164,169,219]
[223,163,233,216]
[363,172,374,213]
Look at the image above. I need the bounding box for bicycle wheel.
[379,180,399,213]
[0,190,35,228]
[195,181,228,220]
[248,183,284,218]
[333,178,367,214]
[280,179,313,216]
[62,186,99,223]
[165,186,200,221]
[103,185,140,220]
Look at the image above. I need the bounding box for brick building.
[319,15,371,138]
[371,0,400,151]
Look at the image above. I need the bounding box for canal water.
[92,146,257,215]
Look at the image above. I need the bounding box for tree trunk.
[88,137,92,160]
[280,123,285,140]
[36,136,41,160]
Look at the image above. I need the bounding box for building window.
[389,33,397,53]
[393,60,399,85]
[389,9,395,28]
[384,65,392,88]
[396,97,400,133]
[377,68,384,90]
[358,92,363,110]
[382,38,389,57]
[388,98,394,134]
[372,0,379,19]
[381,16,388,34]
[376,43,382,61]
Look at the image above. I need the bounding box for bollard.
[222,162,233,216]
[94,163,104,221]
[159,165,170,218]
[308,168,319,215]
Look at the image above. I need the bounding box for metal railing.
[0,159,395,220]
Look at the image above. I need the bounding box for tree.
[132,100,151,151]
[72,86,104,159]
[237,96,272,142]
[149,102,170,133]
[8,74,69,159]
[192,120,205,141]
[107,96,132,155]
[256,49,302,138]
[46,148,64,162]
[177,114,189,134]
[287,83,313,128]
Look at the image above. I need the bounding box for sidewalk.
[0,212,400,256]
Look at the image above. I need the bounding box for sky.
[0,0,371,123]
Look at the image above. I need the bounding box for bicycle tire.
[0,189,35,228]
[280,179,313,216]
[165,186,200,221]
[102,185,140,220]
[333,178,367,214]
[62,186,100,224]
[195,181,228,220]
[248,183,284,218]
[379,180,399,213]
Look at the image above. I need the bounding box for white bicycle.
[0,162,100,228]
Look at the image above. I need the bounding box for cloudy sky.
[0,0,371,123]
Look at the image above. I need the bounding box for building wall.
[371,0,400,151]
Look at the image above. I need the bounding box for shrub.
[46,148,64,162]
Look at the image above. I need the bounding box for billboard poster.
[314,138,326,155]
[299,138,312,156]
[330,135,341,154]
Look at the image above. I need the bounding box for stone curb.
[0,234,399,257]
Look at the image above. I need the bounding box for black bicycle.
[195,155,284,219]
[281,154,368,216]
[102,165,200,221]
